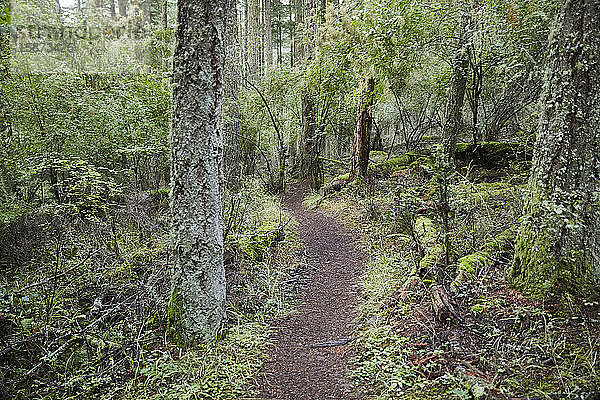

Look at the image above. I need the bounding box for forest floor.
[256,183,365,400]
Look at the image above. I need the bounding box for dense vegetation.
[0,0,598,398]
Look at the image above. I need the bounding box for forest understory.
[2,0,600,398]
[306,150,600,399]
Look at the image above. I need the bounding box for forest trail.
[256,184,365,400]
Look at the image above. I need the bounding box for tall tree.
[264,0,272,68]
[298,0,322,188]
[0,0,11,139]
[169,0,226,344]
[510,0,600,297]
[118,0,127,16]
[161,0,167,29]
[223,0,241,181]
[350,76,375,179]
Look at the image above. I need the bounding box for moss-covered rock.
[370,151,429,177]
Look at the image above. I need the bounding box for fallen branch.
[310,337,358,348]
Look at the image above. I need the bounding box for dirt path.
[256,185,364,400]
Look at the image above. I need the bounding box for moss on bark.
[509,0,600,298]
[512,224,593,298]
[167,288,185,346]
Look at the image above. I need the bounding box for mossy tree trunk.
[169,0,226,344]
[510,0,600,298]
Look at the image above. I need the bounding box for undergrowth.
[312,153,600,399]
[0,178,299,400]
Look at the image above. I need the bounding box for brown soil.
[256,184,364,400]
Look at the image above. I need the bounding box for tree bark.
[264,0,272,69]
[0,0,11,139]
[290,0,296,67]
[110,0,116,18]
[351,77,374,179]
[118,0,127,16]
[296,0,321,187]
[440,49,468,163]
[510,0,600,298]
[247,0,261,77]
[169,0,226,344]
[223,0,241,182]
[161,0,168,29]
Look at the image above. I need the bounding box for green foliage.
[126,323,270,400]
[0,69,171,220]
[0,178,299,399]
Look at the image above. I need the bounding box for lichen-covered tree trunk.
[510,0,600,298]
[169,0,226,344]
[223,0,241,183]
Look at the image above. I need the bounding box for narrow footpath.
[257,185,365,400]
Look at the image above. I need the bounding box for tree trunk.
[297,0,321,187]
[118,0,127,16]
[0,0,12,153]
[169,0,226,344]
[351,77,374,179]
[294,0,303,61]
[277,2,282,65]
[161,0,168,29]
[440,49,468,163]
[223,0,241,183]
[247,0,261,77]
[264,0,272,69]
[290,0,295,67]
[510,0,600,298]
[299,89,318,184]
[110,0,116,18]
